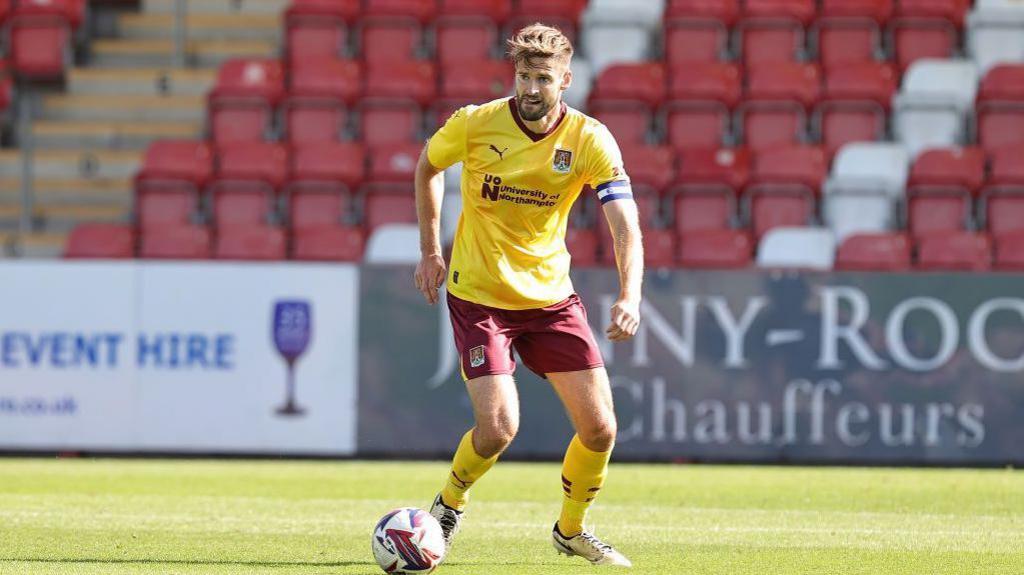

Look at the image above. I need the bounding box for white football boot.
[551,523,632,567]
[429,493,463,556]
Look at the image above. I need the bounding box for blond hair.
[506,23,574,68]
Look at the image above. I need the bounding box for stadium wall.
[3,262,1023,465]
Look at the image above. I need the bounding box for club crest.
[469,345,486,368]
[553,149,573,174]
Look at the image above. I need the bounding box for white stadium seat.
[365,224,421,264]
[580,0,661,76]
[892,60,979,158]
[823,143,910,242]
[757,227,836,270]
[967,7,1024,74]
[563,57,593,110]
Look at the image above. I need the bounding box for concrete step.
[0,177,132,205]
[142,0,290,14]
[68,67,216,96]
[91,38,276,68]
[118,13,280,41]
[0,149,143,179]
[32,120,203,149]
[40,94,205,122]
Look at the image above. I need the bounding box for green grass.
[0,459,1022,574]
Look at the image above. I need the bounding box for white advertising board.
[0,261,358,455]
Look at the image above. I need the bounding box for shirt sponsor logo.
[553,149,573,173]
[481,174,560,207]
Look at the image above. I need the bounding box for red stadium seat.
[364,60,436,106]
[679,229,753,268]
[291,142,365,191]
[9,15,70,80]
[642,229,678,268]
[670,147,750,233]
[208,59,285,144]
[64,224,135,259]
[834,232,911,271]
[906,147,984,238]
[292,225,366,261]
[439,0,510,22]
[435,16,497,63]
[664,0,739,64]
[139,225,211,260]
[134,140,214,231]
[364,0,437,22]
[289,191,351,230]
[664,63,741,151]
[359,17,424,63]
[507,0,585,42]
[359,101,423,145]
[366,142,422,185]
[214,225,287,261]
[589,63,667,110]
[976,65,1024,152]
[816,63,896,158]
[362,190,418,229]
[595,198,665,265]
[284,59,361,144]
[740,63,821,151]
[590,106,651,146]
[565,227,598,267]
[916,232,992,271]
[15,0,84,29]
[889,0,968,72]
[981,145,1024,237]
[814,0,892,70]
[284,0,360,66]
[738,0,816,65]
[211,142,289,229]
[436,59,513,124]
[993,232,1024,271]
[620,144,674,196]
[746,146,826,239]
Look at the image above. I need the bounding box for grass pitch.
[0,459,1021,574]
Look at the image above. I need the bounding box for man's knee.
[578,418,617,452]
[474,412,519,457]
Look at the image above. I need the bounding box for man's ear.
[561,67,573,92]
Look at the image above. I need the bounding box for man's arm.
[602,199,643,342]
[413,145,447,305]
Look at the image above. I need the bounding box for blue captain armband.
[595,180,633,204]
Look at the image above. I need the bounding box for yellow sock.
[558,434,612,537]
[440,429,499,511]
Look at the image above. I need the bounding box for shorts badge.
[553,149,572,174]
[469,345,486,368]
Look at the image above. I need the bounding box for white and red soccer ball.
[372,507,445,574]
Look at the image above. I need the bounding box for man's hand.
[414,253,447,305]
[606,297,640,342]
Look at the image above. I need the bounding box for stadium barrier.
[0,261,358,455]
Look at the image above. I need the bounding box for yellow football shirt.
[427,97,632,310]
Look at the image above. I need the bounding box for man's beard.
[517,96,552,121]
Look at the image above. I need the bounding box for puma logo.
[489,144,508,160]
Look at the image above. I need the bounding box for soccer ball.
[371,507,445,574]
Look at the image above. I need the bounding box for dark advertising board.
[358,267,1024,465]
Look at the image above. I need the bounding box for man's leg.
[440,373,520,510]
[547,367,617,537]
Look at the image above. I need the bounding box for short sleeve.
[585,124,633,204]
[427,106,471,170]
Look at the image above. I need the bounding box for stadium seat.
[292,224,366,261]
[365,142,422,186]
[284,59,361,143]
[967,5,1024,75]
[208,59,286,144]
[581,1,660,75]
[595,194,663,262]
[813,0,892,70]
[284,0,361,66]
[364,60,436,106]
[438,0,511,22]
[916,231,992,271]
[565,227,599,267]
[980,144,1024,237]
[134,140,214,231]
[893,60,979,158]
[562,56,593,110]
[590,105,652,146]
[360,0,435,62]
[210,142,289,229]
[619,144,674,196]
[588,63,666,109]
[976,65,1024,152]
[993,231,1024,271]
[640,228,677,268]
[737,0,816,65]
[64,224,135,259]
[364,223,421,262]
[507,0,587,43]
[739,63,821,150]
[663,0,738,64]
[815,63,896,158]
[436,59,513,125]
[7,0,81,80]
[679,229,753,268]
[746,146,826,239]
[288,142,365,230]
[359,101,424,146]
[139,225,212,260]
[823,143,908,241]
[757,226,836,270]
[906,147,985,238]
[834,232,912,271]
[362,189,418,229]
[289,191,352,231]
[214,225,287,261]
[670,147,750,234]
[890,0,969,72]
[434,15,498,64]
[664,63,741,150]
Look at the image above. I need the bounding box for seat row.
[1,0,88,80]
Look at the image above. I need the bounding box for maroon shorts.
[446,292,605,381]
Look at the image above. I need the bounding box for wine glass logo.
[272,300,312,417]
